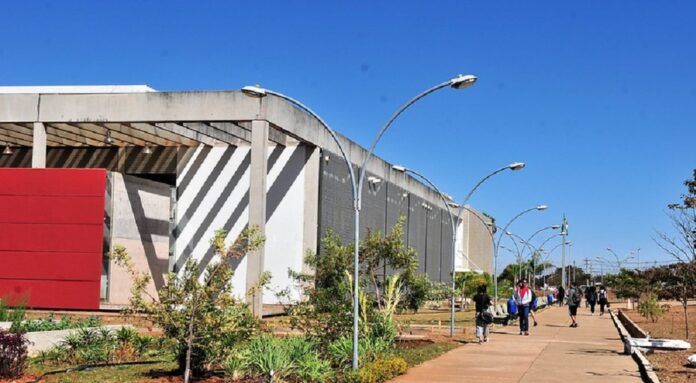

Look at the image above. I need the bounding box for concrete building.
[0,86,494,313]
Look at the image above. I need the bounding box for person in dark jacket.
[587,286,598,315]
[473,284,492,343]
[557,286,565,307]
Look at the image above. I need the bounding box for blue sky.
[1,1,694,273]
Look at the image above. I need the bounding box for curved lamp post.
[243,74,476,369]
[605,248,635,271]
[393,163,524,336]
[493,205,548,302]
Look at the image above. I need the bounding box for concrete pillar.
[302,146,320,274]
[246,120,269,317]
[32,122,46,168]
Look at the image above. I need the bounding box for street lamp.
[392,165,485,337]
[394,162,525,336]
[493,205,548,302]
[243,74,477,370]
[605,248,635,271]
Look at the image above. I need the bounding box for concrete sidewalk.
[391,305,641,382]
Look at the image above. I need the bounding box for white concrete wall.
[109,173,171,305]
[263,144,307,304]
[174,144,251,298]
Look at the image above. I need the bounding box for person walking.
[598,286,609,315]
[513,279,532,336]
[557,285,565,307]
[587,286,598,315]
[473,284,492,343]
[529,289,539,327]
[567,282,581,327]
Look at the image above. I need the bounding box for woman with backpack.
[473,284,492,343]
[598,286,609,315]
[513,279,533,336]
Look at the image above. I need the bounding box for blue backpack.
[547,294,555,304]
[507,297,517,315]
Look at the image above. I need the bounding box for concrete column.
[302,146,320,275]
[246,120,269,317]
[32,122,46,168]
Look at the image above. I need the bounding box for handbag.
[480,310,494,324]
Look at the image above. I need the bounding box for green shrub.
[328,336,391,369]
[11,314,102,333]
[0,330,28,379]
[343,356,408,383]
[637,295,669,323]
[245,334,294,379]
[111,227,265,380]
[37,326,164,366]
[0,298,27,325]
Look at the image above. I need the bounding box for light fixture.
[508,162,526,170]
[551,224,561,230]
[450,74,478,89]
[367,176,382,184]
[241,85,267,98]
[104,130,113,145]
[536,205,548,210]
[392,165,407,173]
[143,145,153,155]
[2,145,12,155]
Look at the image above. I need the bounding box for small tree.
[112,226,266,382]
[654,169,696,339]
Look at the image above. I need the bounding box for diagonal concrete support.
[246,120,269,317]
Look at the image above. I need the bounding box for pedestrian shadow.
[544,324,569,328]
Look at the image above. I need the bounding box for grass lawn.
[395,308,475,328]
[394,340,460,367]
[24,359,179,383]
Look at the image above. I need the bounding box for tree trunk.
[683,288,689,340]
[184,319,195,383]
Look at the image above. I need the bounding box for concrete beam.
[152,123,221,146]
[246,120,269,318]
[32,122,46,168]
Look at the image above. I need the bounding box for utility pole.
[573,260,576,283]
[561,215,568,288]
[584,257,590,286]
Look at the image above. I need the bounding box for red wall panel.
[0,196,104,224]
[0,168,106,310]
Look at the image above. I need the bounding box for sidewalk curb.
[609,309,661,383]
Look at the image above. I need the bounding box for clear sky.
[1,1,694,274]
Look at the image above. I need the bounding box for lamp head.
[508,162,526,171]
[536,205,548,211]
[505,231,513,236]
[104,130,113,145]
[450,74,478,89]
[2,145,12,155]
[241,85,267,98]
[551,224,561,230]
[143,145,153,155]
[392,165,407,173]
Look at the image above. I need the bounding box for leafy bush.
[11,314,101,333]
[0,330,28,379]
[342,356,408,383]
[328,336,391,369]
[35,326,163,366]
[637,295,669,323]
[245,334,294,380]
[0,298,26,325]
[111,227,266,381]
[225,334,334,383]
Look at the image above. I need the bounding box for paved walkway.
[391,305,642,382]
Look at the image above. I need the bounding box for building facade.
[0,86,494,313]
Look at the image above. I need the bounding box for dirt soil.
[623,303,696,383]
